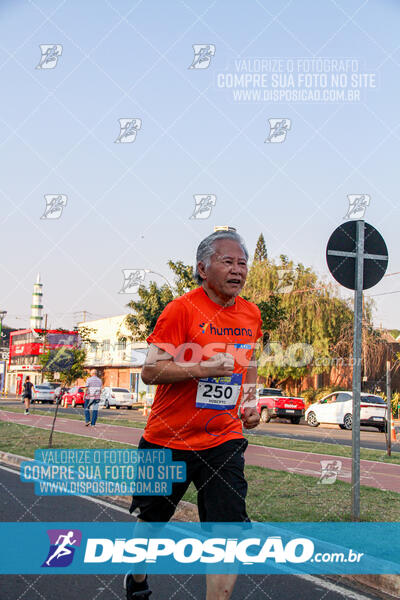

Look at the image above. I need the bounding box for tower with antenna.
[30,273,43,329]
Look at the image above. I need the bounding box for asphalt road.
[3,399,397,453]
[0,466,383,600]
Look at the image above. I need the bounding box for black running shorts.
[129,437,249,523]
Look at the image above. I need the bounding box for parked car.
[100,387,134,409]
[31,384,56,404]
[256,388,305,424]
[305,391,387,432]
[61,386,85,408]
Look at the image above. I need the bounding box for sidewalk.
[1,410,400,493]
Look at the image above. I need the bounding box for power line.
[367,290,400,298]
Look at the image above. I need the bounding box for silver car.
[32,384,56,404]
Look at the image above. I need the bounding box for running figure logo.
[36,45,63,69]
[276,269,297,294]
[42,529,81,567]
[265,119,291,143]
[188,44,216,69]
[41,194,67,219]
[115,118,142,143]
[344,194,370,220]
[119,269,146,294]
[318,460,342,484]
[189,195,217,220]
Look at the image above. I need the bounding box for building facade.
[7,329,78,393]
[78,315,151,400]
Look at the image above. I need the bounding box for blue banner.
[1,522,400,574]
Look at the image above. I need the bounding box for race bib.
[195,373,242,410]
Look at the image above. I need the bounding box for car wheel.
[115,405,120,409]
[72,400,76,408]
[290,416,301,424]
[306,411,319,427]
[378,422,387,433]
[105,400,110,409]
[260,409,271,423]
[127,406,132,410]
[339,424,346,430]
[343,413,352,430]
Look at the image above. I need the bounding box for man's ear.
[197,261,206,281]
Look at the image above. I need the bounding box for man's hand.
[199,353,234,378]
[240,406,260,429]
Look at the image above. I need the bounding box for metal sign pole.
[351,220,364,521]
[386,360,392,457]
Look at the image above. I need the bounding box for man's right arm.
[141,344,234,385]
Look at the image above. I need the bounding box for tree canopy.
[242,256,355,384]
[253,233,268,262]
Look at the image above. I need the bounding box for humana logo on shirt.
[199,323,253,337]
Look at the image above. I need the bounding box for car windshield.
[112,388,130,393]
[35,385,52,390]
[259,389,283,396]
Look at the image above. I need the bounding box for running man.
[22,376,34,415]
[45,531,77,566]
[83,369,102,427]
[126,230,262,600]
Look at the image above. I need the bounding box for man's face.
[200,239,248,299]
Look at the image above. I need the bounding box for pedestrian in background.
[83,369,102,427]
[22,376,34,415]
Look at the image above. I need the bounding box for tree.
[38,326,95,447]
[242,257,354,387]
[167,260,197,295]
[331,320,392,385]
[125,282,174,341]
[253,233,268,262]
[125,261,197,341]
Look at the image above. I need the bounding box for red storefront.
[7,329,79,393]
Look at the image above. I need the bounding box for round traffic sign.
[326,221,388,290]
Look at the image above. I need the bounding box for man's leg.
[194,439,249,600]
[206,574,238,600]
[91,408,98,426]
[126,438,194,598]
[84,399,90,424]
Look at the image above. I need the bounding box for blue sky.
[0,0,399,331]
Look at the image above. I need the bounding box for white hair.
[194,231,248,284]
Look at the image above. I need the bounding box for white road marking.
[294,574,377,599]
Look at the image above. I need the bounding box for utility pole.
[386,360,392,457]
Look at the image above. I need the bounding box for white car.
[305,391,387,432]
[100,387,134,409]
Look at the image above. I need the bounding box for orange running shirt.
[143,286,262,450]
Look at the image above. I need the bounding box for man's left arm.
[240,348,260,429]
